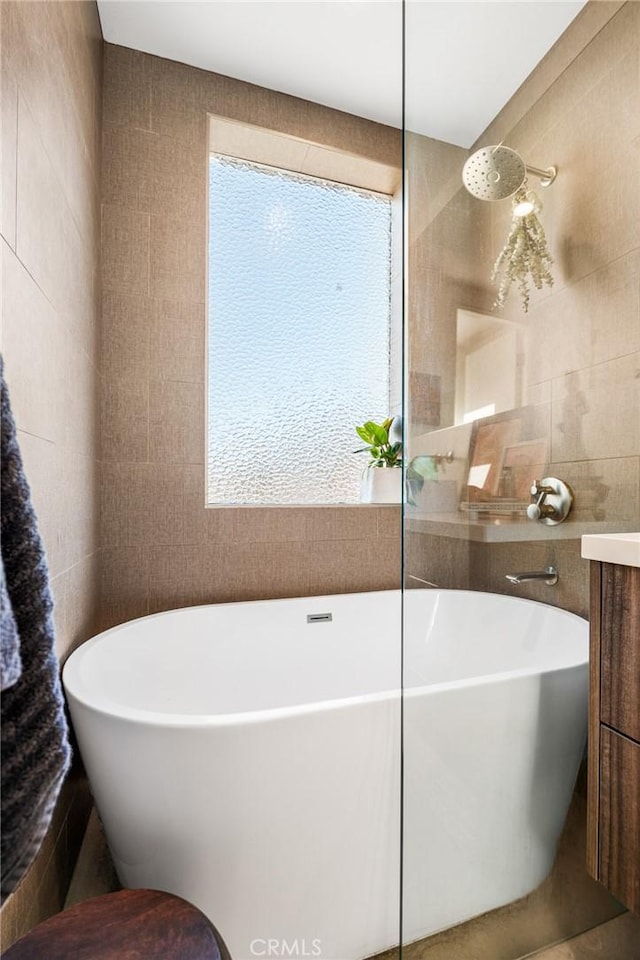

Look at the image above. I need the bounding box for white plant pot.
[360,467,403,504]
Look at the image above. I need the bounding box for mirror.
[454,309,521,426]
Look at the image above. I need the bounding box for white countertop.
[581,533,640,568]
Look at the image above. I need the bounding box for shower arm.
[524,163,557,187]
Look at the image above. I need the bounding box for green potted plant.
[354,417,402,503]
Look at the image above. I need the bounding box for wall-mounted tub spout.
[505,566,558,586]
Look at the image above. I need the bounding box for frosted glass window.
[207,155,391,505]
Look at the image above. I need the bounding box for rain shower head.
[462,145,557,201]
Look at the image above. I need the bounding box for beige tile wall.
[0,0,102,944]
[100,44,403,629]
[406,1,640,616]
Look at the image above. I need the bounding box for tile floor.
[529,913,640,959]
[66,809,640,960]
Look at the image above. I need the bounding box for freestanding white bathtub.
[63,590,588,960]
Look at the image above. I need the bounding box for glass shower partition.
[400,2,636,958]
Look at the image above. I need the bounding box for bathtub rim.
[65,660,588,730]
[63,589,588,729]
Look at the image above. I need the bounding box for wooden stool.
[3,888,232,960]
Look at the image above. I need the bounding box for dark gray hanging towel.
[1,546,21,691]
[0,355,71,900]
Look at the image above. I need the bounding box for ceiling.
[97,0,585,148]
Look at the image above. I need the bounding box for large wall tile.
[100,462,231,550]
[101,204,150,297]
[234,507,309,543]
[60,338,100,460]
[526,251,640,386]
[143,520,401,611]
[15,94,77,312]
[103,123,206,223]
[549,457,640,525]
[101,374,149,462]
[552,153,639,289]
[147,540,312,608]
[305,506,383,542]
[525,287,593,387]
[150,58,208,144]
[203,504,238,546]
[406,134,468,243]
[377,506,403,540]
[13,430,66,579]
[148,380,204,464]
[150,299,205,383]
[150,132,206,223]
[147,541,248,591]
[404,531,471,591]
[1,66,18,248]
[57,2,103,148]
[102,462,154,547]
[229,507,394,546]
[52,553,101,661]
[4,1,100,246]
[590,250,640,365]
[147,578,211,615]
[102,43,151,131]
[16,434,99,582]
[144,465,194,545]
[101,546,149,630]
[102,124,155,215]
[149,215,206,303]
[551,354,640,463]
[248,540,316,598]
[308,539,401,596]
[101,291,151,381]
[2,244,65,442]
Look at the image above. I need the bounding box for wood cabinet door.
[600,564,640,743]
[599,727,640,914]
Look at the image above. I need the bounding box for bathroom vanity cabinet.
[583,534,640,916]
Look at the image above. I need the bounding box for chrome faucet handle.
[526,476,574,525]
[527,482,555,521]
[530,480,554,497]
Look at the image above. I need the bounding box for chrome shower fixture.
[462,144,557,202]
